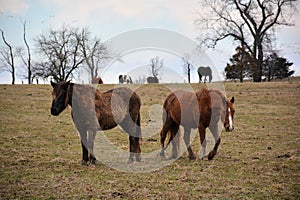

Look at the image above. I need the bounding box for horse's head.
[50,81,73,116]
[224,97,235,132]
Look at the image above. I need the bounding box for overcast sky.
[0,0,299,84]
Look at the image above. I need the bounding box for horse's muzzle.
[51,108,60,116]
[226,127,234,132]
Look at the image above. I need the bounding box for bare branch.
[0,29,16,84]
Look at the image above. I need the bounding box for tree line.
[1,0,298,84]
[0,24,109,84]
[225,46,294,82]
[196,0,297,82]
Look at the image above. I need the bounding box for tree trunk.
[187,63,191,83]
[12,66,15,84]
[23,21,32,84]
[253,40,263,82]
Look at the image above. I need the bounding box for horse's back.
[103,87,140,105]
[164,89,207,128]
[72,84,100,131]
[208,89,227,123]
[198,66,212,75]
[101,87,141,123]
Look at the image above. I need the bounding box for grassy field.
[0,81,299,199]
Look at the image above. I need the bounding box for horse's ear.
[230,97,235,104]
[61,80,71,90]
[50,81,56,88]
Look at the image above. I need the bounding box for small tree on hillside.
[0,29,16,84]
[263,52,294,81]
[182,54,193,83]
[225,46,255,82]
[149,56,164,78]
[17,21,33,84]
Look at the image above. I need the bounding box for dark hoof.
[127,157,134,164]
[207,151,216,160]
[135,155,141,162]
[159,150,165,158]
[189,155,196,160]
[81,160,89,166]
[90,159,97,166]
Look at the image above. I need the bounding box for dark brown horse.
[160,88,234,160]
[91,77,103,84]
[198,66,212,83]
[147,76,159,83]
[50,81,142,164]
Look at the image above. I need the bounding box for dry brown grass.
[0,81,299,199]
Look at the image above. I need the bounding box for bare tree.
[22,21,32,84]
[196,0,298,82]
[149,56,164,78]
[34,26,85,82]
[0,29,16,84]
[79,28,109,81]
[182,54,193,83]
[17,21,33,84]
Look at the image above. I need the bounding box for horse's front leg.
[207,124,221,160]
[128,135,135,163]
[87,130,97,165]
[77,127,89,165]
[183,127,195,160]
[198,123,207,160]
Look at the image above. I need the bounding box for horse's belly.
[180,117,199,129]
[179,103,200,129]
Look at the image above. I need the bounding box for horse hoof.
[159,151,165,158]
[135,156,141,162]
[80,160,89,166]
[89,159,97,166]
[127,158,134,164]
[207,152,216,160]
[189,155,196,160]
[169,155,178,160]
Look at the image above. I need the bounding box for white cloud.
[0,0,28,15]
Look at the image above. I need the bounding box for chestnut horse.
[50,81,142,164]
[160,88,234,160]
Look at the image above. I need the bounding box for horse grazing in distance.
[198,66,212,83]
[160,88,234,160]
[119,75,133,84]
[50,81,142,164]
[91,77,103,84]
[147,76,159,83]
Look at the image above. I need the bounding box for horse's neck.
[67,84,74,106]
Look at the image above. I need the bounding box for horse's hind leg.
[159,118,173,158]
[170,122,180,159]
[198,123,207,160]
[183,127,195,160]
[120,116,141,163]
[207,124,221,160]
